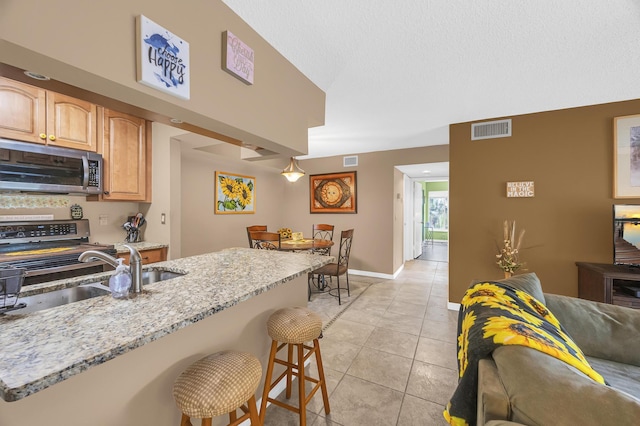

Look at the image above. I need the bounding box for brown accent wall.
[449,99,640,303]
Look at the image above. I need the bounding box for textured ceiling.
[222,0,640,163]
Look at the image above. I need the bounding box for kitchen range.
[0,218,116,288]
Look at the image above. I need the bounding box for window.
[428,191,448,232]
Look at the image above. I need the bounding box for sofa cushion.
[545,294,640,367]
[587,356,640,401]
[492,346,640,425]
[497,272,545,305]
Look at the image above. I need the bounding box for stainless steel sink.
[141,270,185,285]
[4,269,185,315]
[79,269,185,290]
[7,285,111,315]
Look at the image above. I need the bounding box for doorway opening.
[397,162,449,263]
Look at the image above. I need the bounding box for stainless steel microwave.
[0,138,103,195]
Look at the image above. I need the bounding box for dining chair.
[308,229,354,305]
[249,231,281,250]
[311,224,334,256]
[308,224,335,293]
[246,225,267,248]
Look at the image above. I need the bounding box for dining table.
[279,238,334,253]
[280,238,335,294]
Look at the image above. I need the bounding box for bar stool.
[173,350,262,426]
[259,306,330,426]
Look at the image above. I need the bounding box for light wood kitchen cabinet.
[117,247,167,265]
[0,76,98,151]
[99,109,152,202]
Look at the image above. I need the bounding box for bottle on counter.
[109,258,132,299]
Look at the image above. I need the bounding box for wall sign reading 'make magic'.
[222,31,254,85]
[136,15,190,99]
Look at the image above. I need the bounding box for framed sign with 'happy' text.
[136,15,190,99]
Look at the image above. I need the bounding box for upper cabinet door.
[101,109,150,202]
[46,92,97,151]
[0,77,47,144]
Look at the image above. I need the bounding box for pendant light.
[281,157,305,182]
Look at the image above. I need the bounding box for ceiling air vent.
[343,155,358,167]
[471,119,512,140]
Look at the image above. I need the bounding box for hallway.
[263,259,457,425]
[416,241,448,263]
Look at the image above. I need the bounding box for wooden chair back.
[246,225,267,248]
[249,231,281,250]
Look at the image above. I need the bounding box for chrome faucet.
[78,244,143,294]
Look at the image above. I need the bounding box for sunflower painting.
[215,171,255,214]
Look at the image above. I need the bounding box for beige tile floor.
[262,259,458,426]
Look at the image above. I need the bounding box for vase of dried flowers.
[496,220,525,276]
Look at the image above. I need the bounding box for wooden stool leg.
[259,339,278,424]
[314,338,331,414]
[229,408,237,423]
[286,343,294,398]
[180,413,191,426]
[201,418,212,426]
[247,395,260,425]
[297,343,308,426]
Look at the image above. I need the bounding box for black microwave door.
[1,152,84,187]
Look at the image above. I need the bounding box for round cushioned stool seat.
[267,306,322,343]
[173,350,262,419]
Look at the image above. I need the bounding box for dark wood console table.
[576,262,640,309]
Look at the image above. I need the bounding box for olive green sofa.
[476,273,640,426]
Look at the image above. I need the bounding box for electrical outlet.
[99,215,108,226]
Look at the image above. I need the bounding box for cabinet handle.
[103,191,110,195]
[39,133,47,140]
[48,135,56,141]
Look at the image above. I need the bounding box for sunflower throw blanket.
[443,281,605,426]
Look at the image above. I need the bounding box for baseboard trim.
[349,264,403,280]
[447,302,460,311]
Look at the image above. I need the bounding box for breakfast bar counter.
[0,247,332,425]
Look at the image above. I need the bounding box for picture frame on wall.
[310,171,357,214]
[614,114,640,198]
[221,30,255,85]
[136,15,190,99]
[215,171,255,214]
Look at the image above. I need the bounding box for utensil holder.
[125,229,140,243]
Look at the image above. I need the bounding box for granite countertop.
[0,248,332,402]
[112,241,168,253]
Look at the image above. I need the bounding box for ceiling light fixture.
[281,157,305,182]
[23,71,50,81]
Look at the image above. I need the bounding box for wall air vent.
[343,155,358,167]
[471,119,512,140]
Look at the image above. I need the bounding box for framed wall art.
[222,30,254,85]
[215,171,255,214]
[310,171,357,214]
[614,114,640,198]
[136,15,190,99]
